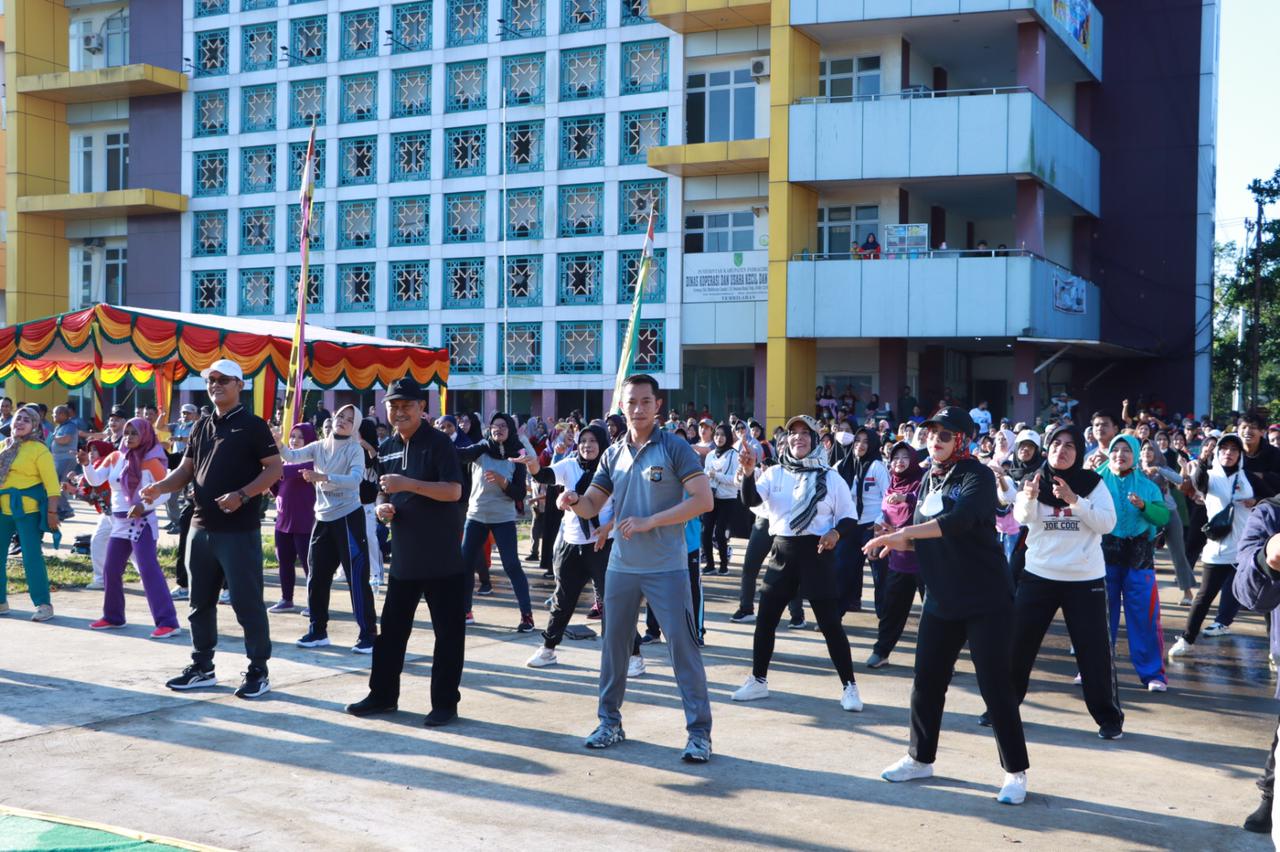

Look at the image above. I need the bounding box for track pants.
[739,517,804,622]
[645,550,705,642]
[1163,508,1196,593]
[187,528,271,671]
[1105,563,1166,686]
[0,513,50,608]
[872,569,924,659]
[1182,563,1238,642]
[307,508,377,644]
[700,497,735,573]
[368,572,468,712]
[543,540,608,648]
[837,524,884,616]
[101,522,179,630]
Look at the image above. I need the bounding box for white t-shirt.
[704,447,740,499]
[969,407,993,435]
[551,457,613,546]
[751,466,855,537]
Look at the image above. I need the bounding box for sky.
[1215,0,1280,251]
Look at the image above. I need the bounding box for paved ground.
[0,510,1275,851]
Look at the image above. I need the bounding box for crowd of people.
[4,371,1280,828]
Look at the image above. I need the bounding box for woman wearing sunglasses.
[864,406,1029,805]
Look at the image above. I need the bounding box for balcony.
[785,251,1099,341]
[649,0,771,33]
[648,138,770,177]
[16,64,188,104]
[788,88,1099,215]
[18,189,188,219]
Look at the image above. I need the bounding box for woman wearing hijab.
[866,442,925,669]
[1008,424,1124,739]
[749,421,775,466]
[463,411,485,445]
[457,413,534,631]
[439,415,473,449]
[1139,438,1196,605]
[0,406,63,622]
[268,422,317,613]
[866,406,1030,806]
[701,424,739,576]
[831,425,888,617]
[1098,434,1171,691]
[1002,430,1044,584]
[731,415,863,712]
[79,417,181,638]
[1168,433,1255,660]
[275,405,376,654]
[74,439,117,592]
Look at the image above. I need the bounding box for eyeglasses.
[931,430,956,443]
[206,375,238,386]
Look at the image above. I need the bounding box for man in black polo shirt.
[346,377,467,727]
[143,359,282,699]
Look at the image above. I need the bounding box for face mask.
[835,431,854,447]
[449,432,458,442]
[920,489,944,517]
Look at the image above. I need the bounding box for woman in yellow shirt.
[0,406,63,621]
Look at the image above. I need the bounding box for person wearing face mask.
[1008,424,1124,740]
[865,407,1029,806]
[1098,434,1171,691]
[831,425,888,617]
[79,418,182,639]
[701,424,739,576]
[866,442,925,669]
[730,416,863,712]
[0,407,64,622]
[1169,433,1255,660]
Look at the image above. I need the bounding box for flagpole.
[612,205,657,415]
[282,120,317,435]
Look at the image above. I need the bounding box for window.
[192,210,228,257]
[390,261,430,309]
[505,121,543,173]
[392,2,432,53]
[193,270,227,313]
[445,126,486,178]
[341,9,379,60]
[288,201,325,251]
[243,0,277,9]
[557,252,603,304]
[621,40,667,95]
[444,258,485,307]
[392,67,431,117]
[562,0,604,33]
[196,0,228,17]
[502,323,541,374]
[240,144,276,194]
[286,265,325,312]
[75,136,94,193]
[621,0,650,25]
[193,150,229,197]
[446,60,487,112]
[195,89,229,137]
[618,247,666,303]
[105,132,129,191]
[618,318,664,372]
[503,54,544,106]
[341,73,378,123]
[390,196,431,246]
[619,179,665,234]
[686,69,755,143]
[561,46,604,100]
[241,22,277,72]
[290,16,327,65]
[505,188,542,240]
[560,114,604,168]
[288,140,326,190]
[195,29,229,77]
[448,0,486,47]
[339,199,377,249]
[239,268,275,315]
[390,325,431,346]
[684,211,754,253]
[392,131,431,182]
[819,57,881,101]
[445,193,485,243]
[557,321,602,373]
[105,12,130,67]
[620,108,667,165]
[339,263,376,312]
[240,207,275,255]
[339,136,377,186]
[105,247,127,304]
[444,324,484,373]
[817,205,878,256]
[558,184,603,237]
[505,256,542,307]
[502,0,544,38]
[290,79,326,128]
[241,84,277,133]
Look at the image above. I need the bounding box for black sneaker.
[787,616,807,630]
[476,584,494,596]
[729,609,756,623]
[424,707,457,727]
[166,664,216,691]
[346,694,398,717]
[717,567,729,575]
[517,614,535,633]
[1098,724,1124,740]
[1244,799,1273,834]
[639,633,660,645]
[977,711,992,728]
[700,566,716,576]
[542,569,555,580]
[296,630,330,648]
[234,666,270,699]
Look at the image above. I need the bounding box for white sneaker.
[1202,622,1231,637]
[85,581,104,591]
[1168,636,1193,660]
[997,771,1027,805]
[218,590,231,605]
[731,675,769,702]
[31,604,54,622]
[1072,672,1083,685]
[881,755,934,783]
[526,646,558,668]
[840,682,863,712]
[627,654,646,677]
[1147,679,1168,693]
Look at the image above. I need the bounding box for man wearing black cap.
[346,377,468,727]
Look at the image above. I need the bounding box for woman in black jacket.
[865,406,1030,806]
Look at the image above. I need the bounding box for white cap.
[200,358,244,380]
[1015,428,1042,448]
[180,403,198,414]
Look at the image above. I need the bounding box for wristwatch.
[237,489,249,503]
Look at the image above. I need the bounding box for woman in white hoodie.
[701,423,739,575]
[1008,424,1124,740]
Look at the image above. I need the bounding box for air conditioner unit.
[83,33,104,54]
[750,56,770,78]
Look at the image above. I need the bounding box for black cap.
[109,405,129,419]
[384,376,428,402]
[922,406,977,439]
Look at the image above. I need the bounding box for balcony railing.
[795,85,1031,106]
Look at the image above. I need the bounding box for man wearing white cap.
[142,359,283,699]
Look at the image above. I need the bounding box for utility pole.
[1251,199,1265,409]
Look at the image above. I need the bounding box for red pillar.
[900,38,911,89]
[1072,216,1094,278]
[1015,179,1045,255]
[541,389,558,422]
[929,206,946,249]
[1017,21,1046,99]
[1012,341,1040,426]
[1074,81,1096,141]
[483,389,499,419]
[932,66,947,92]
[428,388,440,417]
[753,344,767,420]
[898,188,910,225]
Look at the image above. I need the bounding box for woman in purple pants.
[269,422,317,613]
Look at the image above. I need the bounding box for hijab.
[290,421,318,447]
[606,414,626,443]
[883,442,923,530]
[993,428,1018,464]
[0,408,44,486]
[927,428,972,479]
[464,412,484,443]
[121,416,169,505]
[481,413,522,460]
[572,424,610,494]
[1005,439,1044,487]
[324,404,362,449]
[1038,424,1102,510]
[712,423,734,458]
[778,424,830,533]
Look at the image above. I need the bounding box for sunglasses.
[206,375,238,386]
[930,429,956,444]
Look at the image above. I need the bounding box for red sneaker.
[465,611,475,625]
[150,626,182,640]
[587,602,602,620]
[89,618,125,630]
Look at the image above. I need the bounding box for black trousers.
[543,539,608,648]
[173,499,195,588]
[910,607,1029,773]
[739,518,804,621]
[540,485,563,578]
[307,508,377,643]
[752,536,854,686]
[1182,562,1236,643]
[701,497,736,572]
[1184,501,1208,569]
[645,550,705,642]
[837,524,884,617]
[188,528,272,671]
[873,569,924,658]
[1009,573,1124,729]
[1260,714,1278,802]
[368,571,468,712]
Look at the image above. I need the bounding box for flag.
[282,121,317,434]
[612,205,657,414]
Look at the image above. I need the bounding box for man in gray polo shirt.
[561,374,715,762]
